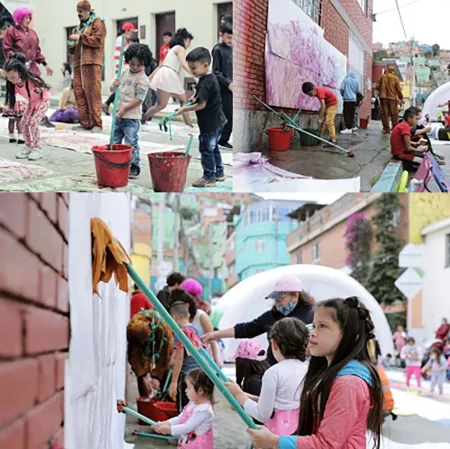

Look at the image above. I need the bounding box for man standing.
[102,22,136,115]
[159,31,172,64]
[212,24,233,148]
[156,272,185,310]
[339,72,359,134]
[376,65,403,135]
[68,0,106,131]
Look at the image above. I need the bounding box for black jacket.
[234,302,314,366]
[156,286,170,311]
[212,42,233,91]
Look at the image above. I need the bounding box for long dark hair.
[63,62,72,76]
[169,28,193,49]
[186,368,215,403]
[4,55,50,108]
[235,357,269,391]
[297,297,383,449]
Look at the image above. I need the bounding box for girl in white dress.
[143,28,195,127]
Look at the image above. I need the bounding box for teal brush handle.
[126,263,258,430]
[110,36,126,150]
[123,406,157,426]
[134,431,178,440]
[162,367,173,394]
[185,134,194,157]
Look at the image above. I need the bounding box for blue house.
[235,200,305,280]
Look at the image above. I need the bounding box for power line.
[394,0,408,41]
[375,0,426,16]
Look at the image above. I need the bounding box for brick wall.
[0,193,69,449]
[235,0,374,119]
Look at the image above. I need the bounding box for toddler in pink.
[154,368,215,449]
[401,336,423,391]
[4,55,51,161]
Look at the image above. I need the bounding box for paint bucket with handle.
[92,36,133,188]
[148,134,194,192]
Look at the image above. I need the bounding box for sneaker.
[219,142,233,149]
[9,138,17,143]
[16,148,31,159]
[17,139,25,144]
[323,140,337,147]
[129,164,140,179]
[340,129,352,135]
[102,103,110,116]
[192,178,216,188]
[437,159,446,166]
[40,116,55,128]
[28,149,43,161]
[216,174,226,182]
[352,127,358,132]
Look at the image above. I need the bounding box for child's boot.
[17,134,25,144]
[9,133,16,143]
[16,147,32,159]
[129,164,140,179]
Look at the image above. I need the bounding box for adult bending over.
[142,28,194,127]
[202,275,314,366]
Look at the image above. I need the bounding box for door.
[217,2,232,38]
[155,12,175,63]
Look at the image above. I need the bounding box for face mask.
[276,300,295,316]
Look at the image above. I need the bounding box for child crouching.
[154,368,215,449]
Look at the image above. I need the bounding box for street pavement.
[124,366,450,449]
[0,99,233,193]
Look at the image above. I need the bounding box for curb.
[371,160,403,192]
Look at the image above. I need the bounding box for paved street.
[0,100,233,193]
[124,366,450,449]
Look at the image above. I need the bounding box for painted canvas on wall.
[266,0,347,111]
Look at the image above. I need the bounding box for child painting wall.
[265,0,346,112]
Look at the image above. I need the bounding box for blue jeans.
[113,118,140,167]
[199,126,224,180]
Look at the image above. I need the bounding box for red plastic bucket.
[148,151,191,192]
[265,127,292,151]
[136,397,158,425]
[152,401,178,421]
[92,144,133,188]
[360,118,369,129]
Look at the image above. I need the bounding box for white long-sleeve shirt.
[244,359,307,424]
[400,344,423,367]
[168,402,214,436]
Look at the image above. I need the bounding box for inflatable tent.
[422,81,450,121]
[217,265,394,361]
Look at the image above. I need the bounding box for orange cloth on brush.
[91,217,130,294]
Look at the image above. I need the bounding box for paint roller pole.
[109,36,126,151]
[185,134,194,157]
[199,347,229,383]
[126,263,258,430]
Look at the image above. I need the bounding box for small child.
[247,296,384,449]
[4,54,50,160]
[230,339,270,398]
[169,301,202,414]
[110,43,151,179]
[444,338,450,358]
[382,353,392,369]
[391,108,430,171]
[154,368,215,449]
[302,81,339,145]
[421,348,446,396]
[226,318,309,435]
[401,336,423,391]
[175,47,227,188]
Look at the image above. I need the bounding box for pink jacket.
[279,376,370,449]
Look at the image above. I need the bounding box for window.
[446,234,450,267]
[291,0,322,24]
[312,242,321,261]
[296,252,303,264]
[278,208,289,222]
[255,239,265,252]
[357,0,366,13]
[263,208,270,222]
[392,210,401,227]
[250,210,257,224]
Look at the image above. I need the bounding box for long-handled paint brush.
[159,102,194,139]
[109,36,126,151]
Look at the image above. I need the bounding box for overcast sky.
[373,0,450,49]
[256,193,344,204]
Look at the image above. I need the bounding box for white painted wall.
[420,219,450,344]
[30,0,229,94]
[66,193,133,449]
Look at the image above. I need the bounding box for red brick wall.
[0,193,69,449]
[235,0,374,118]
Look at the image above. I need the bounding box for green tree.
[373,50,389,62]
[344,213,373,285]
[366,194,406,306]
[432,43,440,57]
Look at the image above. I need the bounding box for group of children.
[143,294,397,449]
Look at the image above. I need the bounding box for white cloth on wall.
[66,193,133,449]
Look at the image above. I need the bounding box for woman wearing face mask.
[202,276,314,366]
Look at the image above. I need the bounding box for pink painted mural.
[266,0,347,111]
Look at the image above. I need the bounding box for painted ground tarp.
[265,0,347,111]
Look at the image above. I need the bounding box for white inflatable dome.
[218,265,394,361]
[422,81,450,121]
